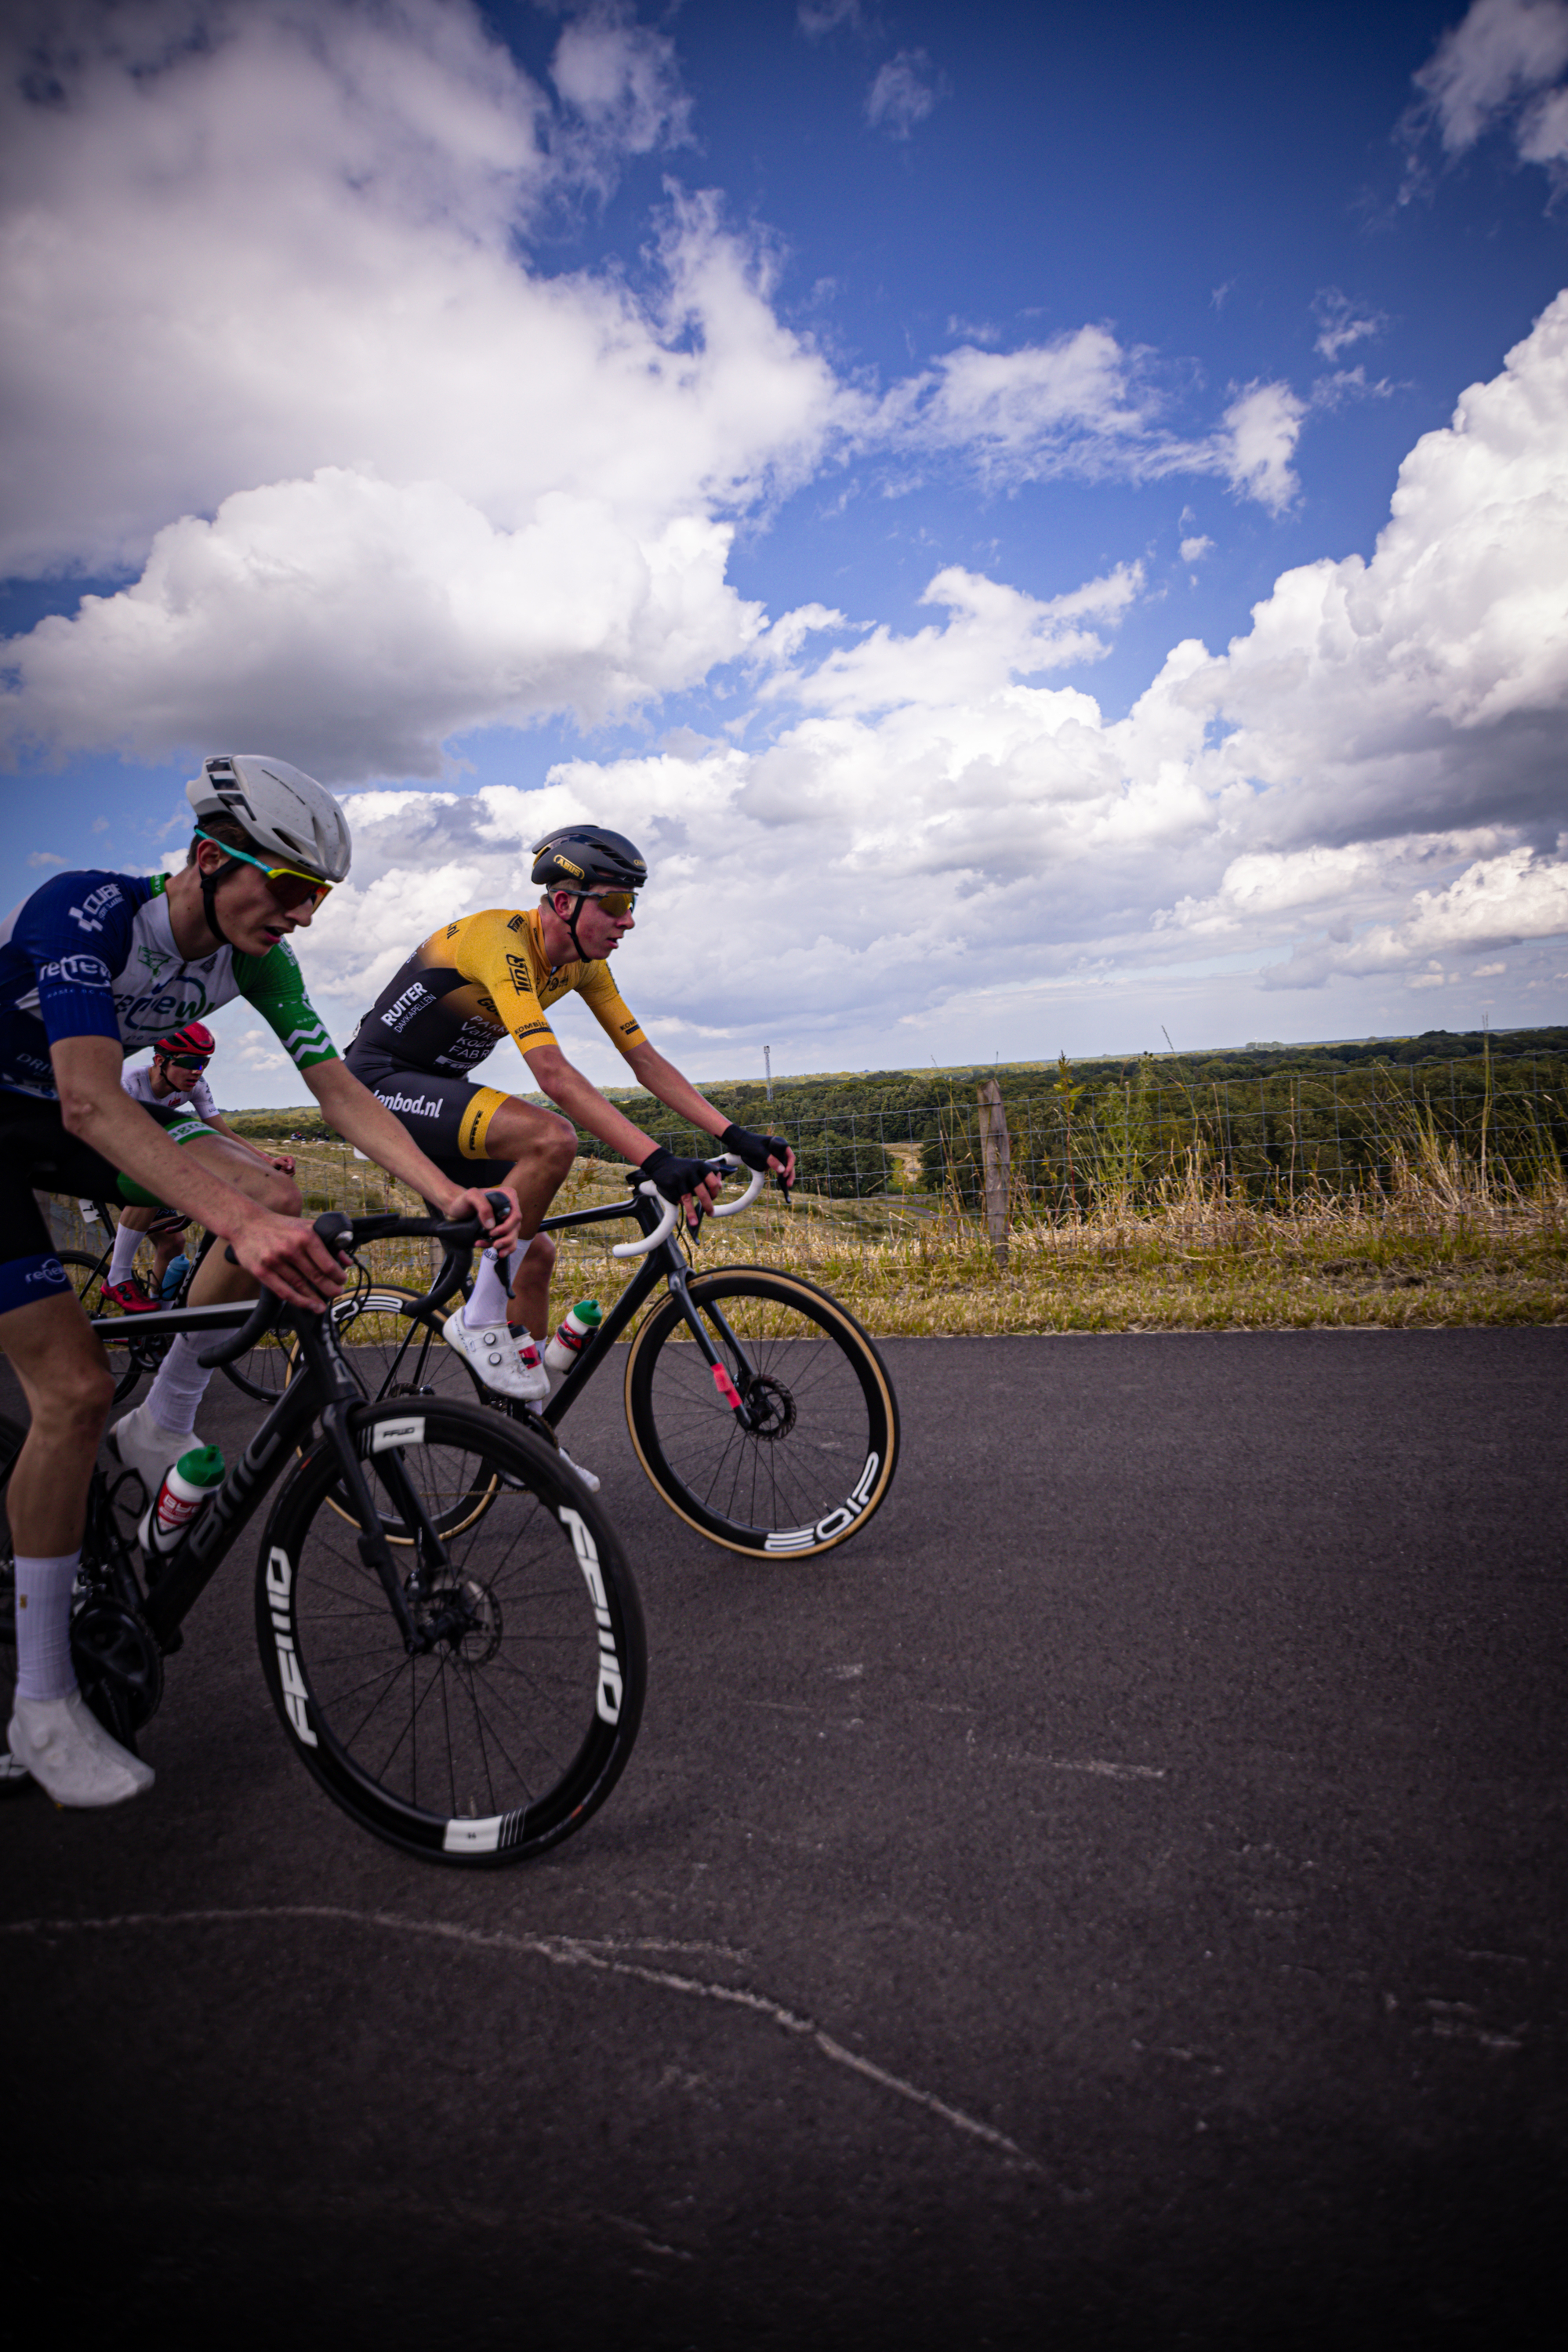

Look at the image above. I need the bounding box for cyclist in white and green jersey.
[0,754,521,1809]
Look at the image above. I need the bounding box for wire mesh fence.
[42,1051,1568,1289]
[627,1053,1568,1232]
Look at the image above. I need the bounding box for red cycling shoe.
[100,1276,160,1315]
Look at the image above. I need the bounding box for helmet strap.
[558,891,594,962]
[198,855,238,949]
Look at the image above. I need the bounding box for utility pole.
[765,1045,773,1103]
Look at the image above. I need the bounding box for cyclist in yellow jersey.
[346,826,795,1405]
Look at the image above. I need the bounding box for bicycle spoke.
[262,1399,643,1860]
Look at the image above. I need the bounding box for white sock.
[464,1247,514,1331]
[108,1223,142,1284]
[13,1553,80,1703]
[144,1334,212,1437]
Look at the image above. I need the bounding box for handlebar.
[612,1184,681,1259]
[611,1154,767,1259]
[710,1153,768,1218]
[195,1197,511,1363]
[194,1284,281,1368]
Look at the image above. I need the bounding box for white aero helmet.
[186,754,351,884]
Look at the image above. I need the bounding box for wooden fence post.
[977,1079,1011,1265]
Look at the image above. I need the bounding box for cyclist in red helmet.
[100,1023,299,1311]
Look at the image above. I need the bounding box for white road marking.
[2,1905,1042,2171]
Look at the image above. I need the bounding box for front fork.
[664,1262,761,1431]
[296,1316,449,1655]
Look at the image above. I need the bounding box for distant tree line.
[225,1025,1568,1206]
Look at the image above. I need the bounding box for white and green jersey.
[0,869,337,1100]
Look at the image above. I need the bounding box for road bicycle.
[0,1207,645,1865]
[54,1202,290,1405]
[307,1158,902,1561]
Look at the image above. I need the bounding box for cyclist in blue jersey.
[0,754,520,1809]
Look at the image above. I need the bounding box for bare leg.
[466,1098,576,1338]
[0,1290,116,1555]
[181,1140,303,1307]
[509,1232,557,1341]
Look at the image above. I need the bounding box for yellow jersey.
[347,907,646,1078]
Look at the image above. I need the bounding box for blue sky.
[3,0,1568,1102]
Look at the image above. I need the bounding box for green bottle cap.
[575,1299,603,1325]
[174,1443,226,1488]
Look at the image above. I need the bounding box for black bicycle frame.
[534,1186,764,1432]
[89,1296,442,1653]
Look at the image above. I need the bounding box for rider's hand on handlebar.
[445,1182,522,1255]
[230,1204,347,1312]
[639,1146,724,1230]
[720,1121,795,1195]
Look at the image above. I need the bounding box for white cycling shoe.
[9,1691,154,1808]
[442,1310,550,1403]
[107,1402,189,1494]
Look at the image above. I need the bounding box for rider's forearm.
[522,1049,660,1164]
[619,1043,730,1141]
[306,1059,470,1213]
[53,1038,269,1240]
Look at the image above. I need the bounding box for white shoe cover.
[9,1691,154,1808]
[442,1309,550,1401]
[107,1402,189,1495]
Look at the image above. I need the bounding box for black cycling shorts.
[0,1091,222,1314]
[344,1048,519,1190]
[0,1091,132,1312]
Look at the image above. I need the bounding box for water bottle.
[545,1299,601,1374]
[160,1251,191,1302]
[137,1443,226,1557]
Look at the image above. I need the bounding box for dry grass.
[68,1115,1568,1338]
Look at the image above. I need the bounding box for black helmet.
[531,826,647,895]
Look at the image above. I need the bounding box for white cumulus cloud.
[1217,382,1305,514]
[0,1,843,584]
[3,1,1567,1072]
[0,471,762,775]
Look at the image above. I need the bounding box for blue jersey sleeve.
[13,872,143,1050]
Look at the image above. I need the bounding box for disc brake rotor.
[739,1370,796,1440]
[422,1574,503,1664]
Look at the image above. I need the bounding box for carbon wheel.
[220,1331,294,1403]
[256,1399,644,1864]
[622,1266,899,1557]
[291,1284,488,1410]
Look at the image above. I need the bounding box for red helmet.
[155,1022,216,1058]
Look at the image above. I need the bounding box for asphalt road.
[3,1327,1566,2348]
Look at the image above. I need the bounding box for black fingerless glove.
[720,1122,791,1176]
[639,1145,718,1207]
